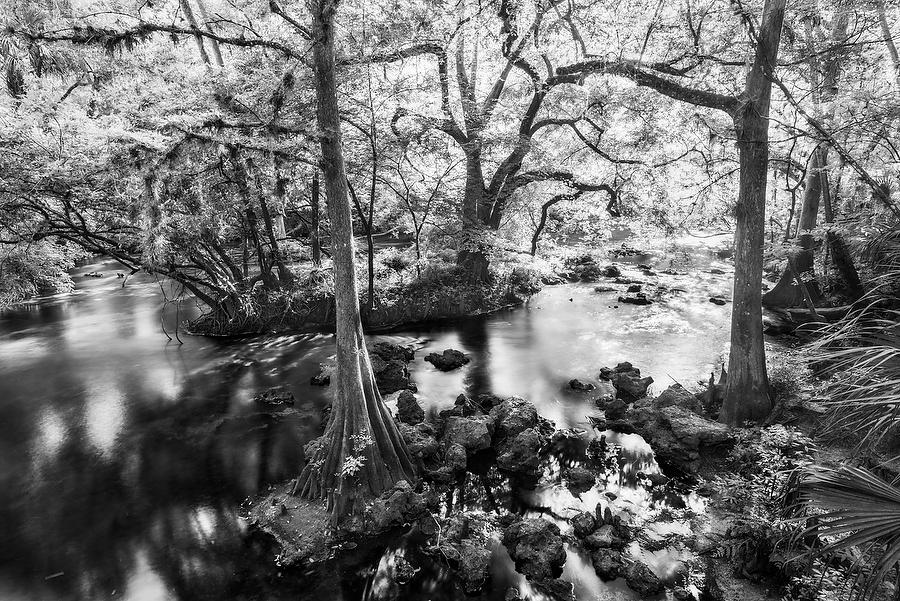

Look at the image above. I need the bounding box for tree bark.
[763,146,825,307]
[720,0,787,426]
[295,0,414,520]
[311,171,322,266]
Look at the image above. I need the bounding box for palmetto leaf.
[794,465,900,599]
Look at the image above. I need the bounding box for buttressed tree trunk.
[720,0,787,426]
[763,145,826,307]
[295,0,415,519]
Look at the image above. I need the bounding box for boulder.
[627,284,642,293]
[370,355,411,394]
[584,525,626,550]
[534,579,576,601]
[365,480,427,532]
[397,391,425,425]
[497,428,543,476]
[252,386,295,406]
[591,548,626,581]
[599,398,629,420]
[502,518,567,581]
[653,383,703,413]
[709,297,727,306]
[618,293,653,306]
[398,422,439,463]
[443,414,494,454]
[564,467,596,495]
[490,397,539,440]
[626,404,734,473]
[625,561,664,596]
[459,540,492,593]
[569,378,596,391]
[602,265,621,278]
[425,349,470,371]
[445,443,468,472]
[605,364,653,402]
[370,341,415,362]
[571,511,597,538]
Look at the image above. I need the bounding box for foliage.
[808,305,900,455]
[787,465,900,601]
[0,240,85,307]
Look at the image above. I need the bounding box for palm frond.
[791,465,900,600]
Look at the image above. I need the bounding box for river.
[0,241,734,601]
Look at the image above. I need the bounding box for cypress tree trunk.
[457,146,490,282]
[763,146,825,307]
[720,0,786,426]
[295,0,415,519]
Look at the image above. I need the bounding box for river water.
[0,243,734,601]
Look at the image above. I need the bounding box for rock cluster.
[311,341,417,394]
[424,348,471,371]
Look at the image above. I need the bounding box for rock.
[397,391,425,425]
[425,349,470,371]
[533,578,576,601]
[454,393,480,416]
[569,378,595,391]
[645,472,669,487]
[459,540,492,593]
[709,297,727,306]
[310,363,333,386]
[571,511,597,538]
[584,525,626,550]
[443,414,494,453]
[625,561,664,596]
[564,254,603,281]
[594,285,617,293]
[673,586,694,601]
[365,480,427,532]
[398,423,439,463]
[654,383,703,413]
[564,467,596,494]
[370,341,415,362]
[445,442,468,472]
[497,428,543,476]
[490,397,539,440]
[606,419,638,434]
[618,293,653,305]
[709,267,726,274]
[607,364,653,402]
[594,380,616,402]
[503,518,567,581]
[505,587,522,601]
[603,265,621,277]
[600,398,628,420]
[627,284,642,293]
[252,386,295,406]
[591,548,626,581]
[626,404,734,473]
[370,355,411,394]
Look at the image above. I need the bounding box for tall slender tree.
[719,0,787,425]
[293,0,415,519]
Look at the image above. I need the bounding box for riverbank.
[187,263,544,337]
[247,346,831,601]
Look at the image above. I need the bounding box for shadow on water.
[0,248,731,601]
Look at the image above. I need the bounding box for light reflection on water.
[0,249,733,601]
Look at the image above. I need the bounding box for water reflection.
[0,251,732,600]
